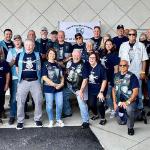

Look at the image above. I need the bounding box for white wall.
[0,0,149,40]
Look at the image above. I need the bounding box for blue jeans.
[147,79,150,106]
[45,92,63,121]
[136,79,143,109]
[106,85,113,109]
[63,87,89,123]
[63,87,73,115]
[10,79,18,117]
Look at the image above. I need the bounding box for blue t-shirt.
[16,52,40,80]
[66,60,88,92]
[42,62,63,93]
[100,52,120,84]
[113,36,128,52]
[88,63,107,95]
[0,60,10,93]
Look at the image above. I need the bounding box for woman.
[88,52,107,125]
[100,39,120,118]
[42,48,64,127]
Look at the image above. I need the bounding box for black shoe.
[16,123,24,130]
[35,121,43,127]
[99,119,107,125]
[8,117,15,125]
[25,113,29,119]
[128,128,134,136]
[81,122,89,129]
[62,114,72,118]
[91,115,99,120]
[0,118,3,124]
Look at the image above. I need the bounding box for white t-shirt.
[119,41,148,78]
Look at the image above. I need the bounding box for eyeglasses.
[89,56,96,59]
[128,33,136,36]
[76,37,82,40]
[119,64,127,67]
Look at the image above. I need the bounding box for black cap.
[75,33,82,39]
[117,25,124,29]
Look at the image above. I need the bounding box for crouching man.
[16,39,43,130]
[112,60,139,135]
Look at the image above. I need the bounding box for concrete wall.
[0,0,149,39]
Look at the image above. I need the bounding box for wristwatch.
[100,91,104,93]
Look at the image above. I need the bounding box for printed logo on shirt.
[89,71,98,84]
[24,57,35,71]
[48,66,60,83]
[0,67,3,70]
[100,56,107,69]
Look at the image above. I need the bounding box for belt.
[23,78,38,81]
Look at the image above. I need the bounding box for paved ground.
[1,98,150,150]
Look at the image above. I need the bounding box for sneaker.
[35,121,43,127]
[0,118,3,124]
[48,120,54,128]
[90,115,99,120]
[81,122,89,129]
[56,120,64,127]
[8,117,15,125]
[110,110,115,118]
[16,123,23,130]
[99,119,107,125]
[128,128,134,136]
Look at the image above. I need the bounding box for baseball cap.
[117,25,124,29]
[75,33,82,39]
[13,35,22,40]
[41,26,48,31]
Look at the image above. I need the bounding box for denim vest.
[10,48,24,80]
[0,40,9,51]
[114,71,133,103]
[18,51,41,82]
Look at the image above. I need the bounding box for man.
[6,35,24,125]
[36,27,53,61]
[63,49,89,128]
[91,26,102,52]
[49,30,58,43]
[119,29,148,110]
[0,29,14,59]
[113,25,128,52]
[53,31,73,67]
[15,39,43,130]
[112,60,139,135]
[27,30,41,53]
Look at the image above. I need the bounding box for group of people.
[0,25,150,136]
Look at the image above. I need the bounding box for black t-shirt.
[54,42,73,61]
[16,52,40,80]
[3,41,14,59]
[88,63,107,95]
[40,39,48,54]
[91,37,102,51]
[66,60,88,92]
[113,36,128,52]
[0,60,10,93]
[100,52,120,84]
[42,62,63,93]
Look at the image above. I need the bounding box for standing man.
[36,27,53,61]
[91,26,102,52]
[0,29,14,59]
[15,39,43,130]
[112,60,139,135]
[119,29,148,111]
[113,25,128,53]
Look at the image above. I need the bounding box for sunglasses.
[128,33,136,36]
[119,64,127,67]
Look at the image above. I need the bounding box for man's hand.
[97,93,105,101]
[119,102,127,109]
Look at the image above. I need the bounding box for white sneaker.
[110,110,115,118]
[48,120,54,128]
[56,120,64,127]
